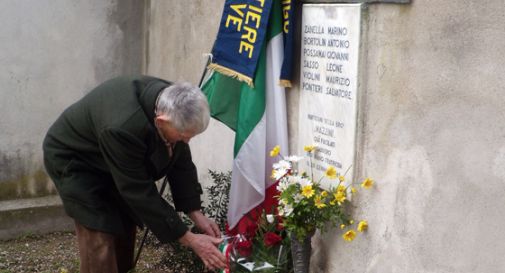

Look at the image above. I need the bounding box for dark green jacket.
[43,75,203,242]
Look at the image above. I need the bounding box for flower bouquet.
[220,144,373,273]
[270,144,373,272]
[220,211,293,273]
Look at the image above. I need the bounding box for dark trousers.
[74,221,136,273]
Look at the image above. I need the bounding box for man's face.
[155,117,196,144]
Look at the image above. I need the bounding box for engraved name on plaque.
[298,4,362,187]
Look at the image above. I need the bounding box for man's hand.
[178,231,227,271]
[188,210,221,238]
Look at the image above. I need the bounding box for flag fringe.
[279,79,292,88]
[208,63,254,87]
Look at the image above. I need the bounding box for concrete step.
[0,196,73,240]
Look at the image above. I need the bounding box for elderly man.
[43,75,226,272]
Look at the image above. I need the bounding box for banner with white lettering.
[298,4,362,188]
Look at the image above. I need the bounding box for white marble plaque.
[298,4,361,188]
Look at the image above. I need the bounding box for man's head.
[154,82,210,144]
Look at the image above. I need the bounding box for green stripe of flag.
[202,0,289,228]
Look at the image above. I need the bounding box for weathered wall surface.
[0,0,145,201]
[0,0,145,239]
[311,1,505,272]
[148,0,505,272]
[3,0,503,270]
[145,0,235,185]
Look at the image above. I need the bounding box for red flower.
[235,239,253,257]
[276,223,284,231]
[263,232,282,247]
[245,222,258,238]
[275,220,284,231]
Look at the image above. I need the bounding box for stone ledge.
[0,196,73,240]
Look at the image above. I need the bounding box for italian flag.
[202,0,288,230]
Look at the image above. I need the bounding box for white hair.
[155,82,210,134]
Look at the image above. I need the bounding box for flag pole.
[133,53,213,268]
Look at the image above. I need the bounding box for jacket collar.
[137,77,172,126]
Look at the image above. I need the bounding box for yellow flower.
[303,145,316,153]
[338,175,345,182]
[343,230,356,242]
[340,224,346,230]
[351,187,357,194]
[361,177,374,189]
[321,191,328,197]
[301,185,315,198]
[314,195,326,209]
[270,145,281,157]
[334,191,346,204]
[330,199,336,205]
[349,220,354,224]
[337,185,346,192]
[357,220,368,232]
[325,166,337,179]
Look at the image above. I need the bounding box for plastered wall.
[145,0,235,185]
[2,0,504,271]
[0,0,144,200]
[148,0,505,272]
[314,1,505,272]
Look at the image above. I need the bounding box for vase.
[290,233,313,273]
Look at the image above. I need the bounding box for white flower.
[272,160,291,180]
[278,207,285,216]
[287,175,301,186]
[284,155,304,162]
[298,177,312,187]
[266,214,275,223]
[277,179,290,192]
[293,193,304,203]
[283,204,294,216]
[273,160,291,170]
[272,169,288,180]
[279,198,288,206]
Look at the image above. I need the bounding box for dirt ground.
[0,231,172,273]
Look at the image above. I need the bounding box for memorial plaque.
[298,4,361,188]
